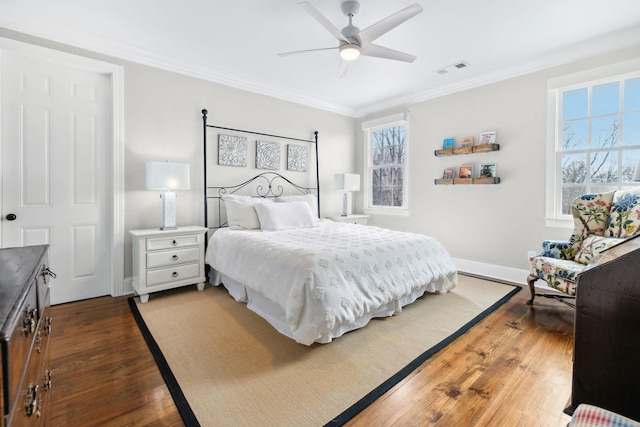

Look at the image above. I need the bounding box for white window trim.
[362,112,410,216]
[545,58,640,229]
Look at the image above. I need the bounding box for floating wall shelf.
[434,177,501,185]
[434,143,500,157]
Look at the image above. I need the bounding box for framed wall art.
[256,140,280,170]
[218,134,247,167]
[287,144,308,172]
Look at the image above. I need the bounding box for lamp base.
[341,192,353,216]
[160,191,177,230]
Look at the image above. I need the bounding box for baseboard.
[122,277,134,296]
[452,257,528,286]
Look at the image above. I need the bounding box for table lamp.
[146,161,190,230]
[334,173,360,216]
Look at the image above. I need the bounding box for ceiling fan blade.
[360,44,417,63]
[277,46,339,57]
[358,4,423,46]
[337,59,350,78]
[298,1,350,44]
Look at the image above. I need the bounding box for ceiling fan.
[278,1,423,65]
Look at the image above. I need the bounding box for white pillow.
[223,196,272,230]
[254,201,317,231]
[275,194,318,218]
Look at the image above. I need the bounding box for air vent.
[434,61,470,75]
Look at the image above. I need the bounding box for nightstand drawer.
[146,234,201,251]
[147,263,200,286]
[146,247,200,269]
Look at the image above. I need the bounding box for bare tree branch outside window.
[371,126,405,207]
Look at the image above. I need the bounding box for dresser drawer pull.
[23,305,37,337]
[172,255,179,261]
[172,239,177,246]
[24,383,39,417]
[172,272,179,278]
[35,330,42,353]
[42,267,57,284]
[44,370,53,391]
[44,316,53,336]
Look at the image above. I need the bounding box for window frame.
[362,112,410,217]
[545,59,640,228]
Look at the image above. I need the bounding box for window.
[547,61,640,225]
[362,113,409,215]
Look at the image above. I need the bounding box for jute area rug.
[129,274,520,427]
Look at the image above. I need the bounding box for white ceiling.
[1,0,639,117]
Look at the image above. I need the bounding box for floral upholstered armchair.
[527,188,640,305]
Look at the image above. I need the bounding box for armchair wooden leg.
[526,275,537,305]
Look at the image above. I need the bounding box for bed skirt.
[208,267,450,344]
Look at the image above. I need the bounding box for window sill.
[545,217,573,229]
[363,207,409,217]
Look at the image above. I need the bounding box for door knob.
[5,213,16,221]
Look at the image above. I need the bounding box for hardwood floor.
[49,285,574,426]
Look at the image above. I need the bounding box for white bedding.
[205,220,458,345]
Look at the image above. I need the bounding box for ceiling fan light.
[340,44,360,61]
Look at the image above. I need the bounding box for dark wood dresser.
[566,234,640,419]
[0,246,53,427]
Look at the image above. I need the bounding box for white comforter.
[206,221,458,345]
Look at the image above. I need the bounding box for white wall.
[356,44,640,273]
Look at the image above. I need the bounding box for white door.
[1,52,112,304]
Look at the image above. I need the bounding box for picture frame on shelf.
[479,131,496,145]
[443,138,455,149]
[459,165,473,178]
[442,167,455,179]
[479,163,496,177]
[461,136,474,147]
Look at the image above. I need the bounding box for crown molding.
[0,20,358,117]
[355,26,640,117]
[1,20,637,119]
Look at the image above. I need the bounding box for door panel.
[2,52,112,304]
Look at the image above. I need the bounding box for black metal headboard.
[202,109,320,230]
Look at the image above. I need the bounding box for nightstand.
[130,226,208,303]
[326,214,370,225]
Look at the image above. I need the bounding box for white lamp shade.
[334,173,361,192]
[146,162,190,190]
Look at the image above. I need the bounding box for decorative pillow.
[574,235,625,265]
[275,194,318,218]
[254,201,317,231]
[606,187,640,238]
[570,192,615,257]
[223,196,272,230]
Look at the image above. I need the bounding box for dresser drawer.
[5,281,39,416]
[146,234,201,251]
[146,247,200,269]
[146,263,200,287]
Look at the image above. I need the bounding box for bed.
[201,109,458,345]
